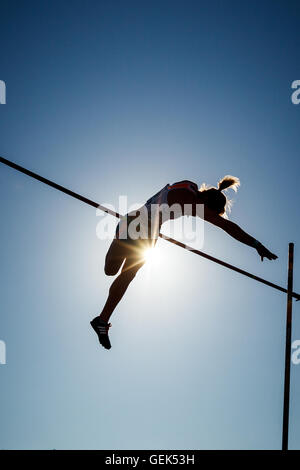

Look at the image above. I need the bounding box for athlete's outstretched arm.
[204,208,278,261]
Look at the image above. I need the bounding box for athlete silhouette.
[91,176,278,349]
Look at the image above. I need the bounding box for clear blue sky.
[0,0,299,450]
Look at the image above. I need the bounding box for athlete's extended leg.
[99,257,145,324]
[90,238,147,349]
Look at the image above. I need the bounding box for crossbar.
[0,155,299,301]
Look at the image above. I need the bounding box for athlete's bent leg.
[104,238,126,276]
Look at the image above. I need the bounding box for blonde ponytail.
[218,175,240,193]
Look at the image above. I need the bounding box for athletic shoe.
[90,317,112,350]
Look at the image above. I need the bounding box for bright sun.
[143,247,155,262]
[143,246,161,266]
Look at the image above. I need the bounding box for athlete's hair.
[199,175,240,217]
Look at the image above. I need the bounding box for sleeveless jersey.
[118,181,198,240]
[144,181,198,236]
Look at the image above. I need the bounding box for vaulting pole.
[282,242,294,451]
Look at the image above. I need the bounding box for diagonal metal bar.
[1,155,299,301]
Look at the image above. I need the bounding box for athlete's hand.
[256,243,278,262]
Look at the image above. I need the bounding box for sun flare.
[143,247,156,262]
[142,246,162,267]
